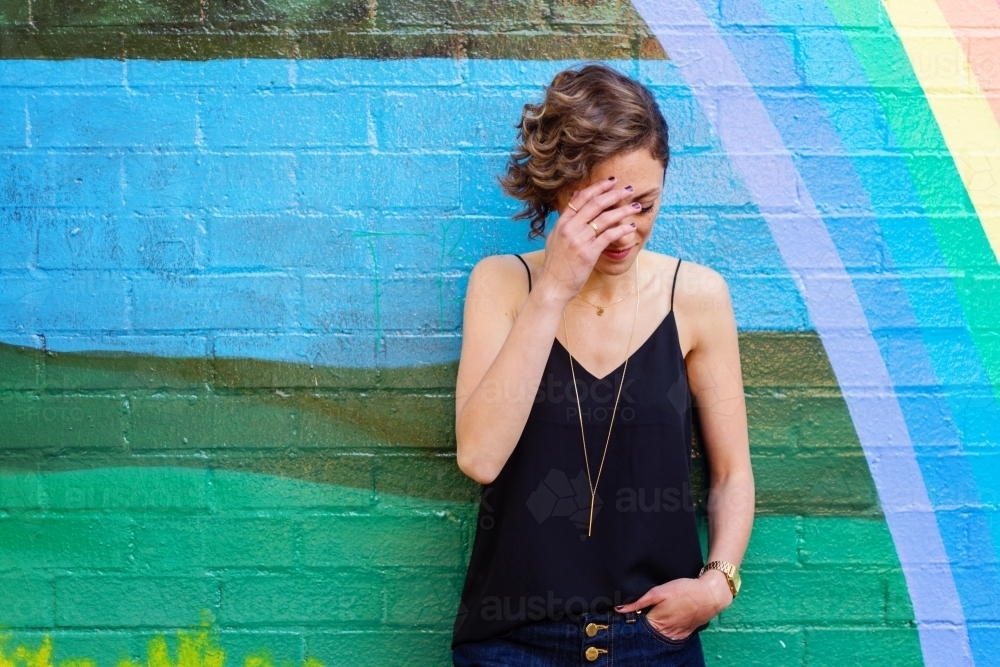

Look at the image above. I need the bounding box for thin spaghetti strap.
[669,257,682,313]
[513,254,532,293]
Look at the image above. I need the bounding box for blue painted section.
[0,271,128,331]
[0,58,808,369]
[200,91,370,149]
[29,91,200,149]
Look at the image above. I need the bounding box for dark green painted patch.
[0,0,666,60]
[0,331,881,516]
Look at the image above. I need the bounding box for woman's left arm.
[615,265,754,636]
[684,267,754,615]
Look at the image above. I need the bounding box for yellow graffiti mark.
[0,614,321,667]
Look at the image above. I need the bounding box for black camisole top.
[451,254,708,648]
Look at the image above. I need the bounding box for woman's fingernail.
[630,222,637,227]
[608,176,616,181]
[631,202,642,209]
[625,185,634,192]
[615,605,624,611]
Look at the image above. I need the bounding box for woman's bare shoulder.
[470,253,534,288]
[639,252,734,357]
[639,250,730,311]
[640,251,723,289]
[465,253,535,320]
[680,258,728,296]
[516,248,545,268]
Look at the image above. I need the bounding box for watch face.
[732,569,742,592]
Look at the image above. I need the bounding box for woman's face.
[556,147,666,276]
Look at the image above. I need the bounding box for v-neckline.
[553,309,676,383]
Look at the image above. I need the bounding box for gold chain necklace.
[575,275,635,316]
[563,253,640,537]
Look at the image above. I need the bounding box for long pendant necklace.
[563,254,640,537]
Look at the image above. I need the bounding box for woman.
[451,64,754,666]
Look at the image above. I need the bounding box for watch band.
[699,560,741,598]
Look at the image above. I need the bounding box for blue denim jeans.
[452,607,706,666]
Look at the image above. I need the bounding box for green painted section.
[824,0,1000,402]
[0,467,919,666]
[0,332,880,517]
[0,0,665,60]
[1,330,905,659]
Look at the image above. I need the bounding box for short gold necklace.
[575,274,635,316]
[563,254,640,537]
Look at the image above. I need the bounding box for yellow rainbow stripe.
[883,0,1000,265]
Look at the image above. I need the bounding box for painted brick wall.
[2,1,999,666]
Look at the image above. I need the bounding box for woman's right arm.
[454,178,639,484]
[454,256,566,485]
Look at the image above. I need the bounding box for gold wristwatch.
[699,560,742,599]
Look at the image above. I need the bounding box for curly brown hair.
[499,63,670,239]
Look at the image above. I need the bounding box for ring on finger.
[590,221,600,237]
[568,202,579,212]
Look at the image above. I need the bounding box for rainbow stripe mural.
[634,1,1000,664]
[1,0,998,665]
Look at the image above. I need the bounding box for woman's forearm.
[702,469,755,612]
[455,284,567,485]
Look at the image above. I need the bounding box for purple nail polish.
[630,222,637,227]
[631,202,642,209]
[625,185,634,192]
[608,176,616,181]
